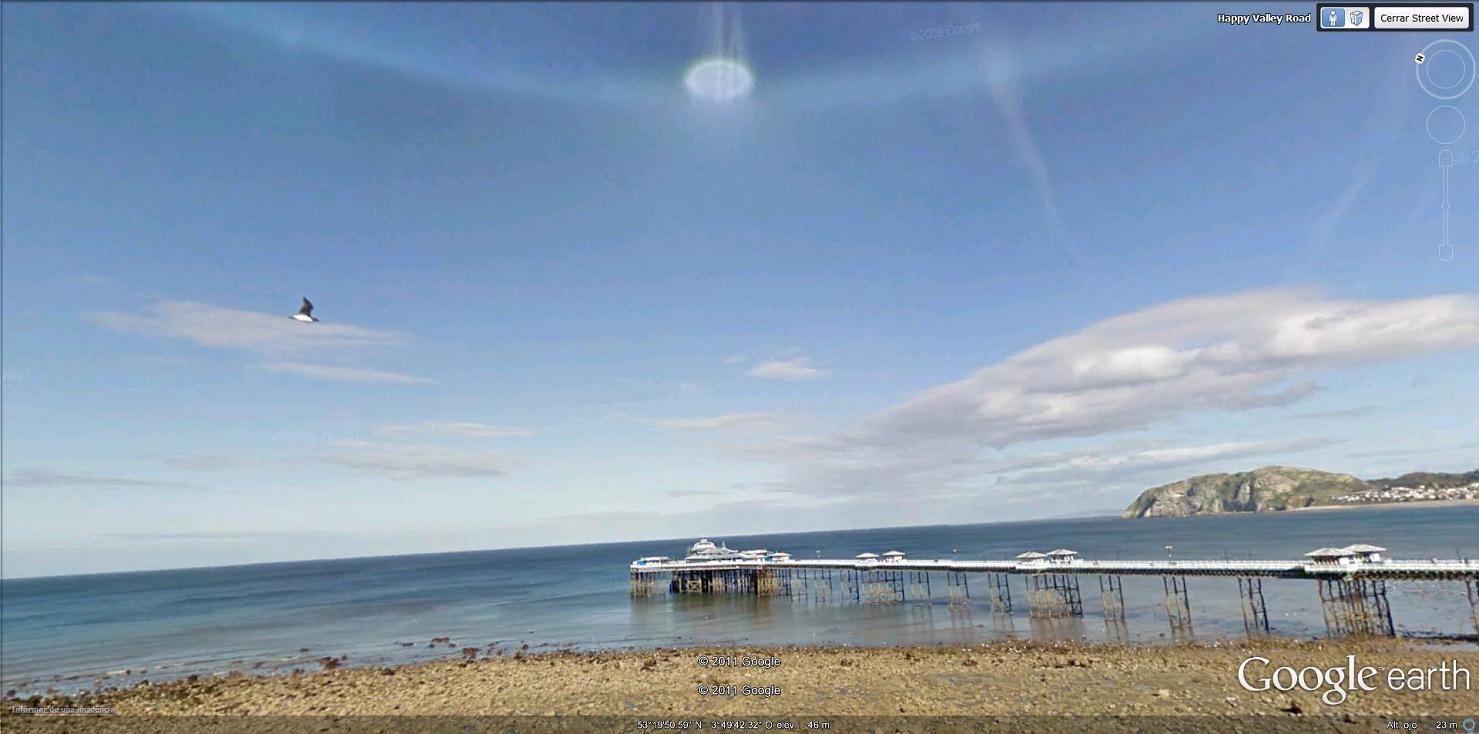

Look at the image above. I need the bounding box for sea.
[4,505,1477,696]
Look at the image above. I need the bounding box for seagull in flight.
[291,297,319,323]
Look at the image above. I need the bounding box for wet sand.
[4,638,1475,732]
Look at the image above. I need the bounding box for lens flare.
[684,57,753,102]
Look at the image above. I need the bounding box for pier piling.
[1318,578,1394,637]
[861,570,904,603]
[946,571,971,606]
[1163,576,1192,632]
[986,573,1013,614]
[844,569,862,604]
[757,568,783,596]
[907,571,932,605]
[1237,577,1270,635]
[1027,573,1082,619]
[888,570,905,603]
[1099,575,1126,621]
[1469,580,1479,636]
[631,571,666,597]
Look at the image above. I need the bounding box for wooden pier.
[631,543,1479,638]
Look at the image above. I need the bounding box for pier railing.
[631,556,1479,580]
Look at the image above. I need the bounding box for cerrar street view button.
[1320,6,1372,28]
[1374,5,1472,29]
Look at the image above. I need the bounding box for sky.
[3,2,1477,578]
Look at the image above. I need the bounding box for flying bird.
[291,297,319,323]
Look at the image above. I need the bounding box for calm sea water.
[4,506,1477,695]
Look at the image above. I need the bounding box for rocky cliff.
[1120,466,1372,519]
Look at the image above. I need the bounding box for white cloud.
[160,454,242,471]
[378,421,533,438]
[746,358,831,381]
[873,289,1479,446]
[89,300,428,385]
[652,413,779,432]
[996,438,1335,487]
[261,362,434,385]
[89,300,406,355]
[6,469,198,490]
[739,289,1479,502]
[321,445,522,480]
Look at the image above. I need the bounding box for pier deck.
[631,556,1479,580]
[630,544,1479,638]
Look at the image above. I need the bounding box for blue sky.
[3,2,1476,577]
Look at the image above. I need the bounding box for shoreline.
[1290,498,1479,513]
[14,627,1475,700]
[6,639,1475,723]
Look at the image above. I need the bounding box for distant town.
[1331,481,1479,505]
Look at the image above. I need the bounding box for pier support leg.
[630,572,666,597]
[1163,576,1192,632]
[987,573,1013,614]
[757,568,794,597]
[810,570,823,602]
[908,571,932,605]
[1028,574,1082,619]
[676,570,706,594]
[1023,577,1047,615]
[946,572,971,606]
[1238,577,1269,635]
[756,569,774,596]
[1099,575,1125,621]
[844,569,861,604]
[1098,576,1128,639]
[861,571,903,604]
[1469,580,1479,637]
[1063,574,1083,617]
[1369,579,1394,636]
[1319,579,1343,636]
[1318,578,1393,637]
[1318,578,1391,637]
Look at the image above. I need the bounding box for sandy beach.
[5,638,1475,733]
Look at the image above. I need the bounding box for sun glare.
[684,57,753,102]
